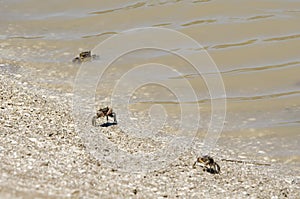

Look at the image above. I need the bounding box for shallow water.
[0,0,299,165]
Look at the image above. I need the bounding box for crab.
[92,107,117,126]
[72,51,98,64]
[193,155,220,174]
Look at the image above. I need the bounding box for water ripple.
[223,61,300,75]
[129,90,300,105]
[277,120,300,126]
[148,0,183,7]
[196,90,300,103]
[90,2,146,15]
[181,19,216,27]
[263,33,300,42]
[8,36,44,40]
[169,61,300,78]
[192,0,212,3]
[212,39,257,49]
[227,91,300,102]
[153,23,172,27]
[247,15,274,21]
[82,32,118,39]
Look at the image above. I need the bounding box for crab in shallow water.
[72,51,99,64]
[193,155,220,174]
[92,107,117,126]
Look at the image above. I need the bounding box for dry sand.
[0,71,299,199]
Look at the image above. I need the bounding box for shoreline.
[0,71,299,198]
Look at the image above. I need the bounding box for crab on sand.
[92,107,117,126]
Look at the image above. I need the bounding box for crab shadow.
[94,122,117,127]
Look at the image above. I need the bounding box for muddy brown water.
[0,0,299,165]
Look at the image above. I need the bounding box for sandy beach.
[0,71,299,198]
[1,1,300,197]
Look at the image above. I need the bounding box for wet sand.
[1,71,299,198]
